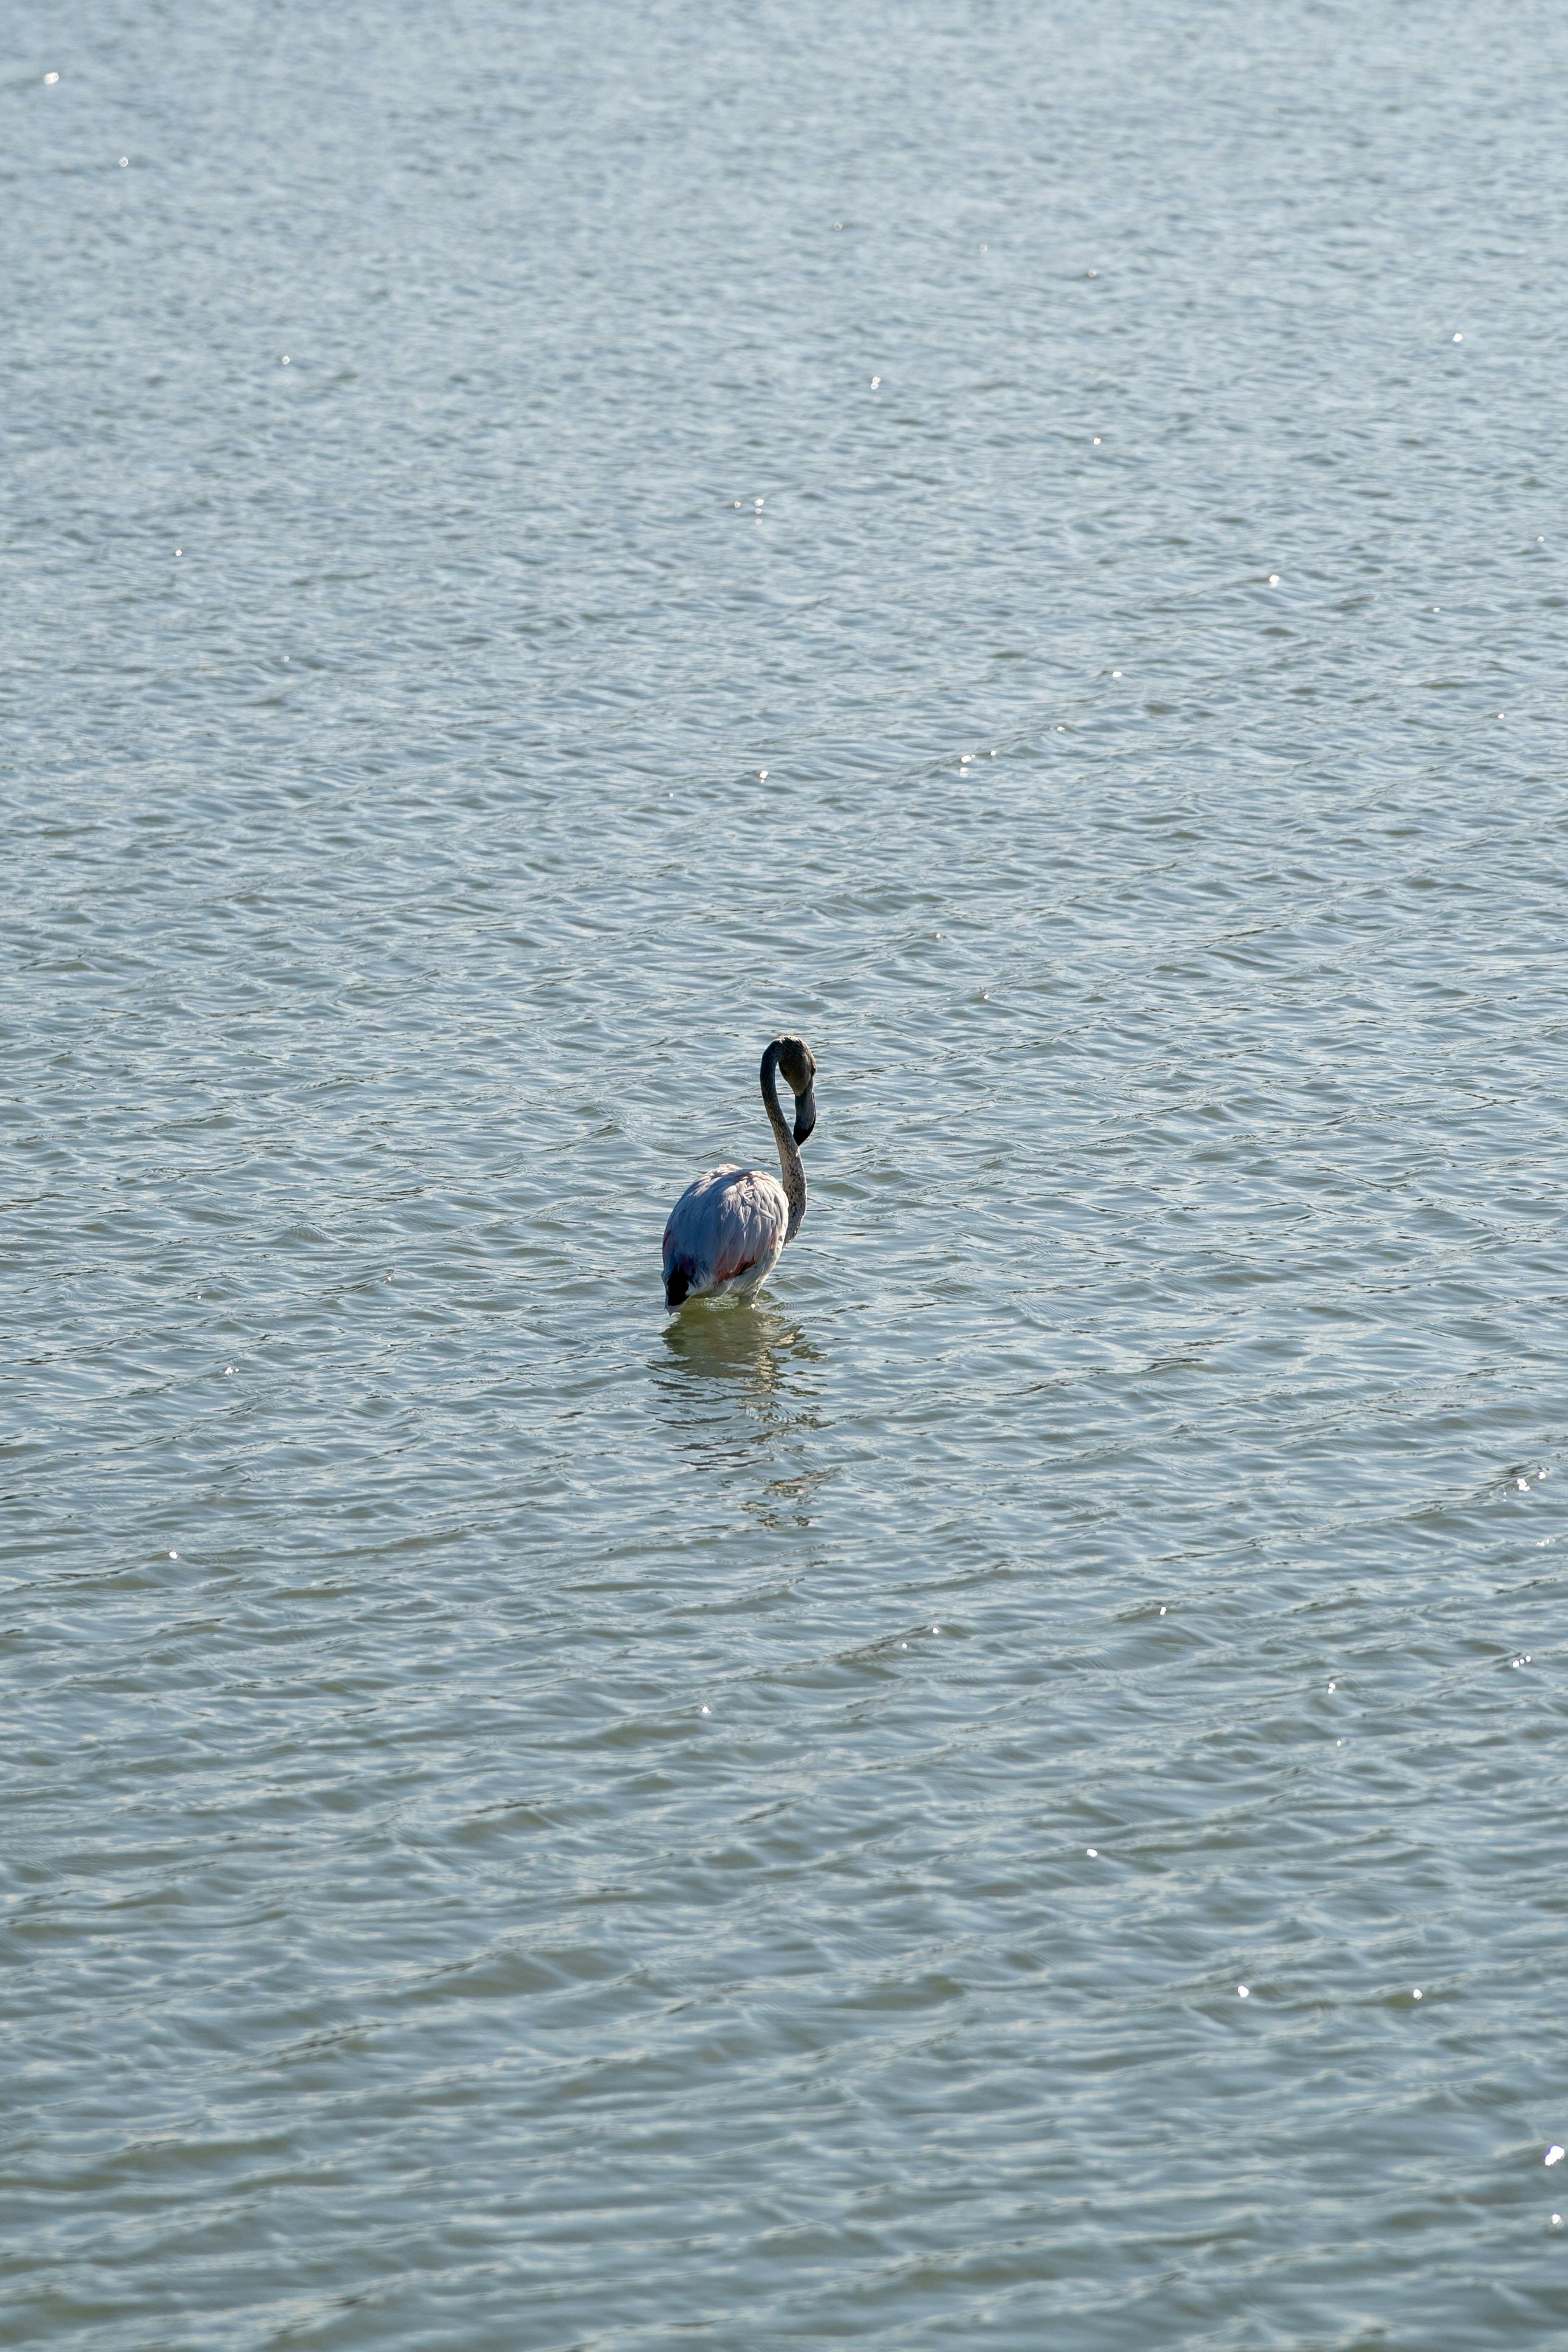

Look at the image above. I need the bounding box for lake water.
[7,2,1568,2344]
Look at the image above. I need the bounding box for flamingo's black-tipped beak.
[793,1085,816,1145]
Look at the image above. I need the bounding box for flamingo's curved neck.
[762,1043,806,1244]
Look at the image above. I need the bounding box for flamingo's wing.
[662,1166,788,1305]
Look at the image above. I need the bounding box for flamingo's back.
[662,1166,789,1308]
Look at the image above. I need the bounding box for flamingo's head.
[774,1036,817,1143]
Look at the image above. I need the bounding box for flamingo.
[662,1036,818,1310]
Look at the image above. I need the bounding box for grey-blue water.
[6,3,1568,2345]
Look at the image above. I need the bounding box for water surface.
[7,2,1568,2345]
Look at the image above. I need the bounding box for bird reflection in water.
[655,1300,830,1530]
[658,1296,819,1395]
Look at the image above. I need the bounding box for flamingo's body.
[662,1166,789,1304]
[662,1037,817,1310]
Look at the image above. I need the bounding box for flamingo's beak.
[793,1085,816,1145]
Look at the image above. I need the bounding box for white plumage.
[662,1036,818,1311]
[662,1166,788,1302]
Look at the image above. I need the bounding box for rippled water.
[8,2,1568,2344]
